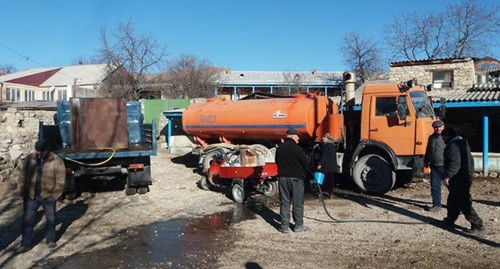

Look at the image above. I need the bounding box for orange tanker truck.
[182,76,441,202]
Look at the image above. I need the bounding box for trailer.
[39,98,157,195]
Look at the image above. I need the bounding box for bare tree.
[160,54,221,99]
[446,0,499,58]
[71,56,102,66]
[0,64,17,75]
[385,0,499,61]
[341,33,383,83]
[97,20,167,100]
[282,72,307,94]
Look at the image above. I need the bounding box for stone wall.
[389,58,475,90]
[0,108,56,182]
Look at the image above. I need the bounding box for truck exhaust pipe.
[343,72,356,104]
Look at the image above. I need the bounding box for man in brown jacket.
[17,139,65,252]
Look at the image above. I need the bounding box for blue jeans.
[22,195,56,247]
[279,176,304,229]
[430,166,444,207]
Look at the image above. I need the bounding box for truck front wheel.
[352,154,395,195]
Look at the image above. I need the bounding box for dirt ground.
[0,147,498,269]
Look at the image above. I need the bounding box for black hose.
[308,170,432,225]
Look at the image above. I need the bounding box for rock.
[9,145,23,161]
[488,172,498,178]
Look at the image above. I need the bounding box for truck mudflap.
[127,165,152,187]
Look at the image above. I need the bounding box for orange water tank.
[182,93,343,143]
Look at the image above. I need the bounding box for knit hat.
[286,128,301,136]
[35,139,49,151]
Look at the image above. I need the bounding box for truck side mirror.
[438,97,446,119]
[397,95,408,120]
[397,104,408,120]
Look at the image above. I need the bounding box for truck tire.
[352,154,395,195]
[231,179,246,203]
[125,185,137,195]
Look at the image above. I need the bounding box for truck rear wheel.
[353,154,395,195]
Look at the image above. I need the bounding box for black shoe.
[441,220,456,231]
[47,242,57,249]
[279,227,290,234]
[466,225,485,234]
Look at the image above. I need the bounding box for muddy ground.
[0,147,498,269]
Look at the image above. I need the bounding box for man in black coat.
[275,128,309,233]
[441,127,485,233]
[424,120,446,212]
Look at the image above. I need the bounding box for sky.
[0,0,498,72]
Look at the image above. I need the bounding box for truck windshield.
[410,91,435,118]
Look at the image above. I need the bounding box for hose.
[64,147,116,166]
[308,170,431,225]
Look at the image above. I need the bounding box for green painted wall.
[143,99,190,124]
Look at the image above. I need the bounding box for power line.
[0,42,49,68]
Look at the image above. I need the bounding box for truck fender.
[350,140,398,173]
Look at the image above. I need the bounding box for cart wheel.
[199,175,210,190]
[231,180,245,203]
[262,180,278,197]
[125,185,136,195]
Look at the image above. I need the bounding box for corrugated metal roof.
[0,64,109,87]
[390,57,472,67]
[218,71,343,86]
[4,68,61,86]
[41,64,108,86]
[430,84,500,102]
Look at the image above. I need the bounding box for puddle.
[40,204,261,268]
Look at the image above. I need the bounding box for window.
[24,90,34,101]
[6,87,20,101]
[42,91,52,101]
[58,89,67,100]
[410,91,435,118]
[375,97,397,116]
[433,71,453,88]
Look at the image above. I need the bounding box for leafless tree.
[160,54,221,98]
[385,0,499,61]
[97,20,167,100]
[445,0,499,58]
[71,56,102,66]
[0,64,17,75]
[282,72,307,94]
[341,33,383,83]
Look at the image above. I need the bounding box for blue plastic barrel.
[57,101,71,147]
[126,101,144,143]
[313,171,325,185]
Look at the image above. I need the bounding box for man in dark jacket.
[441,127,485,234]
[317,133,337,197]
[17,139,66,252]
[424,120,446,212]
[275,128,309,233]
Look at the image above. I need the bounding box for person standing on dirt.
[424,120,445,212]
[275,128,309,233]
[441,127,485,234]
[17,139,66,252]
[317,133,337,197]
